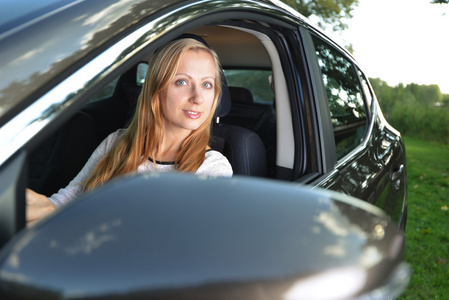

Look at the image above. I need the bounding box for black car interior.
[27,24,278,196]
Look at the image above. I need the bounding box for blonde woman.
[27,38,233,224]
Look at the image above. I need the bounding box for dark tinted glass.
[358,69,373,109]
[312,36,367,159]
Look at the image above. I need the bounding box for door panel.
[0,152,26,248]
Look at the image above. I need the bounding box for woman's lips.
[184,110,202,119]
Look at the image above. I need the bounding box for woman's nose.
[189,84,204,105]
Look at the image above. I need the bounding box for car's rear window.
[224,69,274,105]
[312,36,368,159]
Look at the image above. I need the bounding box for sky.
[329,0,449,94]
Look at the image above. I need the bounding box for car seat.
[28,111,97,196]
[211,81,267,177]
[222,86,276,177]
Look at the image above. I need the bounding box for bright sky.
[333,0,449,94]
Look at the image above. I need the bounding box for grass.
[397,136,449,299]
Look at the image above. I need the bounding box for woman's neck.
[156,131,189,162]
[156,145,180,162]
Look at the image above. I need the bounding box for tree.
[405,83,443,105]
[431,0,449,4]
[280,0,359,31]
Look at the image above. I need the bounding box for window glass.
[90,62,147,102]
[89,77,119,102]
[358,69,373,109]
[312,36,367,159]
[224,69,274,104]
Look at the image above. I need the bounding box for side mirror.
[0,174,410,299]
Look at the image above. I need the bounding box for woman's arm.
[25,130,124,225]
[26,188,56,226]
[48,129,125,207]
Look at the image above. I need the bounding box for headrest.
[174,33,231,118]
[215,76,231,118]
[229,86,254,103]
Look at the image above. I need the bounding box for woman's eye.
[176,80,187,86]
[203,82,213,89]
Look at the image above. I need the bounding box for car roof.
[0,0,179,122]
[0,0,78,35]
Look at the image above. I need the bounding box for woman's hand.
[26,189,56,226]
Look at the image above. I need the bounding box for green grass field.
[397,136,449,299]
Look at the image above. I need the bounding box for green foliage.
[390,101,449,143]
[443,93,449,106]
[280,0,359,31]
[397,137,449,299]
[370,79,449,144]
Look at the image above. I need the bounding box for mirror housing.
[0,174,410,299]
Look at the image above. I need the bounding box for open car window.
[224,69,274,105]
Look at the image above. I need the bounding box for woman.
[27,38,233,224]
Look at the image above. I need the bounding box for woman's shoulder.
[198,150,233,176]
[101,128,126,148]
[205,149,224,158]
[107,128,126,141]
[204,149,230,163]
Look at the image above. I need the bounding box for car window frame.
[0,151,27,248]
[298,28,338,174]
[308,32,375,155]
[310,34,369,161]
[218,20,306,181]
[300,29,379,190]
[1,3,317,209]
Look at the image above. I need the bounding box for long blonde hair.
[83,38,222,191]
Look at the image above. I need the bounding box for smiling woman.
[159,49,217,147]
[26,37,233,225]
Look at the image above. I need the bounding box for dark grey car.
[0,0,409,299]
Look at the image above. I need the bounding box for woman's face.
[160,49,216,137]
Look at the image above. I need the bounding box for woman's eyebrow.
[175,73,215,80]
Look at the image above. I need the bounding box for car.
[0,0,409,299]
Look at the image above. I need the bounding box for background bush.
[370,78,449,144]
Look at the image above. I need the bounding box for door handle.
[391,164,404,182]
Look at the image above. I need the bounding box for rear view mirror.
[0,174,410,299]
[136,62,148,86]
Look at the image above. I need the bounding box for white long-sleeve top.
[49,129,233,207]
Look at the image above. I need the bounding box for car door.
[296,30,407,229]
[0,152,27,248]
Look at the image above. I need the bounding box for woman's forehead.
[176,50,216,76]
